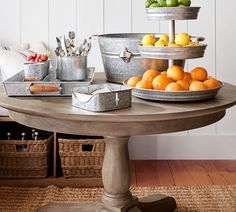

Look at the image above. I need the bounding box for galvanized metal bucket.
[98,33,184,83]
[24,60,50,80]
[56,56,87,81]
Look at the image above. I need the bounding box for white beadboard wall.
[0,0,235,159]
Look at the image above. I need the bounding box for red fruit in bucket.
[27,54,36,61]
[41,55,48,61]
[27,52,49,62]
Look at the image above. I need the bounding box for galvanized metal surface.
[3,68,95,97]
[168,20,175,67]
[24,60,50,80]
[123,80,224,102]
[146,7,201,21]
[56,56,87,81]
[139,44,207,60]
[98,33,171,83]
[72,84,132,112]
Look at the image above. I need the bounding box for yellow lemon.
[168,43,179,47]
[192,42,202,46]
[142,34,156,46]
[185,42,195,47]
[185,42,202,47]
[159,35,169,45]
[155,39,166,47]
[175,33,190,46]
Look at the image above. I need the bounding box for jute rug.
[0,185,235,212]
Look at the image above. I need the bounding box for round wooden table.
[0,80,236,212]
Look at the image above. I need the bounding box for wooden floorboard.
[0,117,12,122]
[154,161,175,186]
[182,161,213,185]
[214,161,236,185]
[131,160,137,187]
[0,161,235,188]
[0,176,103,188]
[135,160,158,187]
[198,161,228,185]
[168,161,198,186]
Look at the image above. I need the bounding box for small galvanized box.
[24,60,50,80]
[72,84,132,112]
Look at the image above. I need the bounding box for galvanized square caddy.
[72,84,132,112]
[3,68,95,97]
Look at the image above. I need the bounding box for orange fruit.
[152,75,172,90]
[167,66,185,81]
[203,79,221,89]
[165,82,183,92]
[143,69,160,78]
[127,76,142,87]
[207,76,217,80]
[142,74,156,82]
[183,72,192,82]
[136,80,153,90]
[177,80,190,91]
[189,79,197,84]
[189,81,207,91]
[190,67,208,81]
[161,71,167,76]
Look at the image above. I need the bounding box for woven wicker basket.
[59,138,105,178]
[0,136,53,178]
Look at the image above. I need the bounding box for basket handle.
[15,144,29,152]
[28,85,62,93]
[81,144,95,152]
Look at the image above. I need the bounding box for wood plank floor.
[132,160,236,187]
[0,161,235,188]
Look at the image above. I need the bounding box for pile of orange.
[127,66,221,92]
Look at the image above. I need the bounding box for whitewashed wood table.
[0,74,235,212]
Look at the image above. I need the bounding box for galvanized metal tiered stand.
[130,6,215,102]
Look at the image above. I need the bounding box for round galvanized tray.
[146,7,200,21]
[138,44,207,60]
[123,80,224,102]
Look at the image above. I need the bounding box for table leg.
[36,136,176,212]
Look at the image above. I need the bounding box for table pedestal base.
[36,136,176,212]
[36,194,176,212]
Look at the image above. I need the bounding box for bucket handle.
[119,48,133,63]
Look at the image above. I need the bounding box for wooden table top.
[0,73,235,123]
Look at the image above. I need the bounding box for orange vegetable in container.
[165,82,183,92]
[152,75,172,90]
[190,67,208,81]
[189,81,207,91]
[136,80,153,90]
[127,76,142,87]
[167,66,185,81]
[177,80,190,91]
[203,79,221,89]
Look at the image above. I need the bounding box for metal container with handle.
[98,33,184,83]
